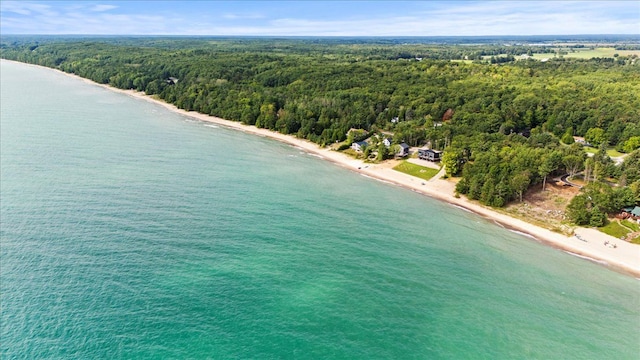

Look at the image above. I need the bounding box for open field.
[532,47,640,60]
[392,161,440,181]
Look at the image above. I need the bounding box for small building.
[166,77,179,85]
[573,136,592,147]
[418,148,442,162]
[383,138,392,147]
[398,143,410,157]
[351,141,368,152]
[620,206,640,220]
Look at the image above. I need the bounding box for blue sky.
[1,1,638,36]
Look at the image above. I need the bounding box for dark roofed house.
[418,148,442,162]
[397,143,410,157]
[351,141,368,152]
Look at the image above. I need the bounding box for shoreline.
[4,59,639,277]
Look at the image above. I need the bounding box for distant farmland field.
[532,47,640,60]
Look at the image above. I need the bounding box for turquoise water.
[1,60,639,359]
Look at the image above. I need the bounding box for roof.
[399,143,410,149]
[632,207,640,217]
[355,141,368,146]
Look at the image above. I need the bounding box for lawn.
[583,146,625,158]
[599,221,631,240]
[393,161,440,181]
[621,219,640,232]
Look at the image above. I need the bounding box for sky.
[1,1,638,36]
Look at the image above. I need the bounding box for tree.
[589,206,607,227]
[539,152,560,191]
[442,148,463,177]
[363,146,372,159]
[377,143,389,161]
[584,157,595,183]
[623,136,640,153]
[511,171,531,202]
[561,131,574,145]
[563,154,585,178]
[566,194,591,225]
[585,127,606,147]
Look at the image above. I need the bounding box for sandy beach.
[5,59,639,277]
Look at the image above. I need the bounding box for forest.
[2,36,639,221]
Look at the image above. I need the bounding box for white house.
[398,143,410,157]
[351,141,368,152]
[383,138,392,147]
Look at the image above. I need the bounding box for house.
[391,117,399,123]
[398,143,410,157]
[351,141,368,152]
[418,148,443,162]
[166,77,179,85]
[620,206,640,220]
[573,136,592,147]
[383,138,392,147]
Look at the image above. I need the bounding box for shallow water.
[2,61,639,359]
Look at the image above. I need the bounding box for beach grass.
[599,221,631,239]
[393,161,440,181]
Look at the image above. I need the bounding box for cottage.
[166,77,179,85]
[383,138,392,147]
[351,141,368,152]
[573,136,592,147]
[418,148,442,162]
[620,206,640,220]
[398,143,410,157]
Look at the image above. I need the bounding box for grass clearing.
[606,149,625,158]
[393,161,440,181]
[621,220,640,232]
[599,221,631,239]
[583,146,624,158]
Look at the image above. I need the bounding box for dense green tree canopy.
[2,36,638,214]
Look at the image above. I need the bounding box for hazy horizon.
[1,1,638,36]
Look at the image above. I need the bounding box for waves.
[563,251,610,266]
